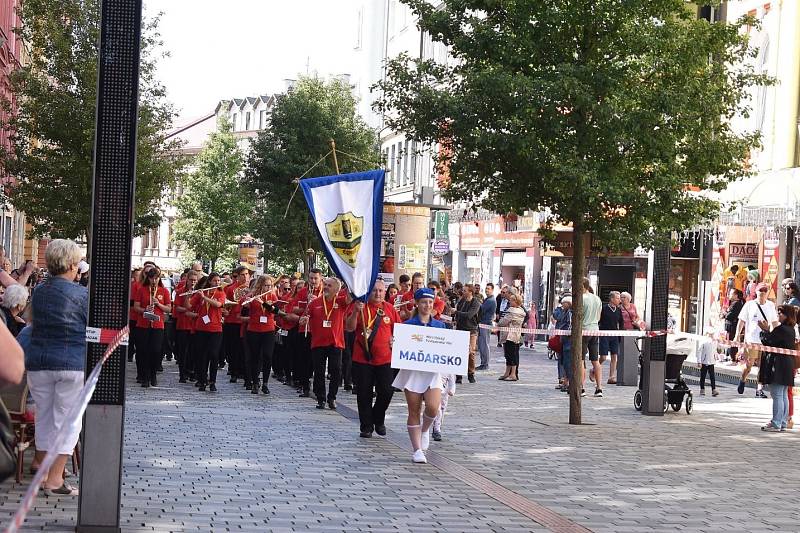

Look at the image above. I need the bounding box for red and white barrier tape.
[4,325,129,533]
[673,332,800,356]
[478,323,667,337]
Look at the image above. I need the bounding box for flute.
[178,282,229,297]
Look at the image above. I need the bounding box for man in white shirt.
[735,282,780,397]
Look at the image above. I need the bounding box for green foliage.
[174,118,252,272]
[0,0,184,239]
[243,76,379,271]
[375,0,769,250]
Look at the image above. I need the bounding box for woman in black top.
[758,305,798,432]
[723,289,744,362]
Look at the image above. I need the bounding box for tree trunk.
[569,225,586,425]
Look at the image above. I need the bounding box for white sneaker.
[421,429,431,451]
[412,449,427,463]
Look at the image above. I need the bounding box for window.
[390,144,396,188]
[402,140,410,186]
[259,110,266,129]
[245,112,251,130]
[167,217,176,252]
[410,141,418,182]
[2,215,10,255]
[354,7,363,49]
[395,142,403,187]
[231,113,238,131]
[140,231,149,255]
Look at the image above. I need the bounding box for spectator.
[735,282,779,398]
[454,284,480,383]
[782,280,800,307]
[619,292,643,331]
[581,278,602,398]
[555,296,573,392]
[25,239,88,496]
[598,291,624,389]
[721,289,744,362]
[476,283,496,370]
[758,305,798,432]
[497,293,525,381]
[0,284,29,337]
[0,319,23,385]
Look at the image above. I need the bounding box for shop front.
[378,204,431,284]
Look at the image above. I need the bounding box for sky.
[146,0,360,126]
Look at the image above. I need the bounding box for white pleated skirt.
[391,369,443,394]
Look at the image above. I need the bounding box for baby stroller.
[633,350,693,415]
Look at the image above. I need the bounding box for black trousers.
[700,364,716,389]
[163,318,176,360]
[503,340,520,366]
[312,345,341,402]
[138,327,164,384]
[223,323,244,378]
[724,323,738,359]
[247,331,276,385]
[128,319,137,360]
[271,333,284,378]
[342,331,355,387]
[196,331,223,385]
[175,329,191,379]
[352,362,394,432]
[295,332,313,393]
[133,327,145,380]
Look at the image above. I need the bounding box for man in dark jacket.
[477,283,496,370]
[598,291,625,391]
[455,284,481,383]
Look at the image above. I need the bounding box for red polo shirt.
[224,282,245,324]
[175,291,194,331]
[135,284,171,329]
[351,300,400,366]
[307,293,349,349]
[433,296,445,319]
[247,292,278,333]
[194,289,225,333]
[129,280,140,322]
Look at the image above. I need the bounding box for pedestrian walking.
[757,305,798,431]
[392,288,447,464]
[476,283,496,370]
[299,277,350,410]
[721,289,744,363]
[581,278,602,398]
[345,279,400,438]
[735,283,779,397]
[696,332,719,397]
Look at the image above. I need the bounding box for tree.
[174,118,252,272]
[0,0,184,240]
[375,1,769,424]
[243,76,379,274]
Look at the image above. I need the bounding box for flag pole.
[329,139,340,175]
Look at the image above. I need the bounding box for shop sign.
[384,204,431,217]
[434,211,449,238]
[459,217,536,249]
[432,239,450,256]
[398,243,427,271]
[542,231,632,258]
[728,243,759,263]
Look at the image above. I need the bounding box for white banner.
[391,323,469,375]
[300,170,385,300]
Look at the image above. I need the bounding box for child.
[431,374,456,441]
[697,332,719,397]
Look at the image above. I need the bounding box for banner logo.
[325,211,363,267]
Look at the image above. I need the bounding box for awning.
[712,167,800,227]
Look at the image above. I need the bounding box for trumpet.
[179,282,229,297]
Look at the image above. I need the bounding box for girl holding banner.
[391,288,447,464]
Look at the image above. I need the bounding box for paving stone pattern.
[1,344,797,532]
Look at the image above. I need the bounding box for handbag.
[794,340,800,371]
[547,334,562,353]
[0,398,17,483]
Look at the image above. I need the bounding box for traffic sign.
[432,239,450,256]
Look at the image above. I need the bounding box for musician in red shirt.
[223,265,252,383]
[298,277,351,409]
[345,279,401,437]
[194,272,226,392]
[398,272,425,320]
[271,274,292,383]
[132,265,171,388]
[290,268,324,398]
[245,275,280,395]
[174,270,198,383]
[128,267,142,363]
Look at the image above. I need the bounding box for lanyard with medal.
[360,303,384,360]
[321,295,335,328]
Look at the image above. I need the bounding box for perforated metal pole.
[641,244,669,416]
[77,1,142,531]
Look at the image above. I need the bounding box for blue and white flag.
[300,169,385,300]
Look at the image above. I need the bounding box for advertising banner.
[391,323,469,375]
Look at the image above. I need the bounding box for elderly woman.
[1,283,29,337]
[619,292,643,331]
[497,293,526,381]
[25,239,88,496]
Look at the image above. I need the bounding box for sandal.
[498,376,508,381]
[42,483,79,496]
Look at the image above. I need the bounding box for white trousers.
[27,370,84,455]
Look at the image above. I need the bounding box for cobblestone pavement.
[2,343,797,532]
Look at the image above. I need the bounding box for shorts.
[745,347,761,365]
[582,336,599,362]
[599,336,620,356]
